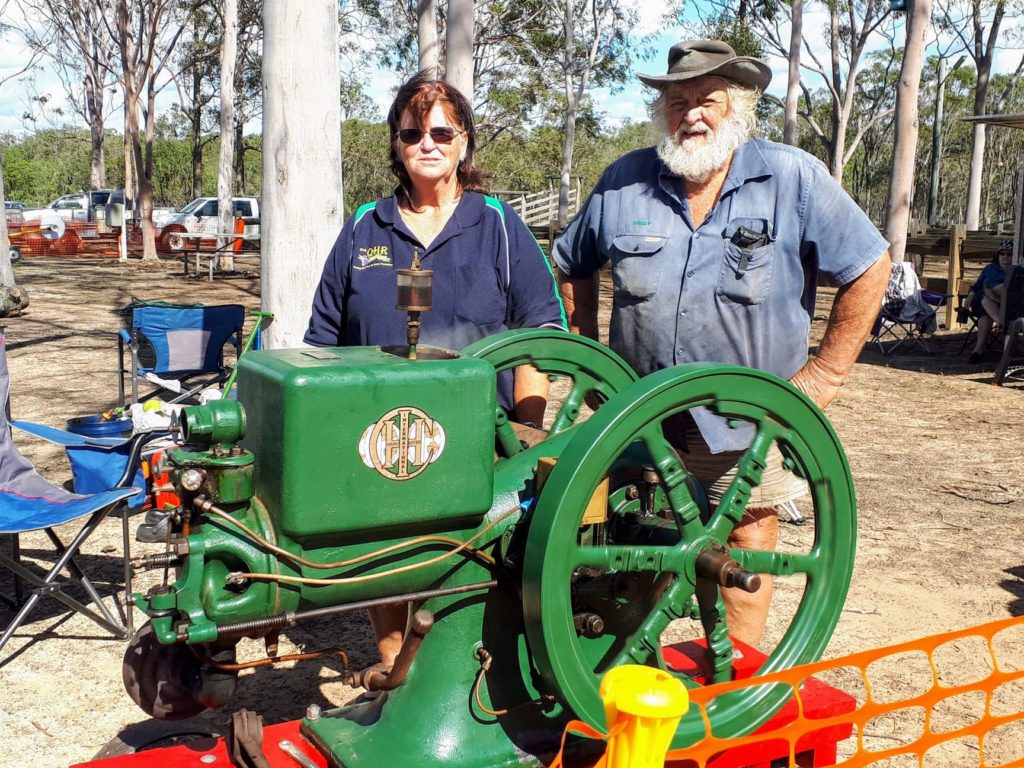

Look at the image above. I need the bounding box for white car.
[23,189,128,222]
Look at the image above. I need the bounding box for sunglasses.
[397,127,464,145]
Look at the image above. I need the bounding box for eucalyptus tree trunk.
[217,0,239,266]
[558,0,577,230]
[884,0,931,263]
[827,10,848,182]
[446,0,474,101]
[927,57,947,226]
[191,59,203,198]
[418,0,439,76]
[966,95,989,230]
[557,0,603,228]
[963,1,1004,230]
[262,1,343,348]
[782,0,802,145]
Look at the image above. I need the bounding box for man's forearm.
[558,271,600,340]
[513,365,549,426]
[791,251,891,408]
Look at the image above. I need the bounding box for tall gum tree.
[21,0,118,190]
[520,0,643,227]
[700,0,896,183]
[262,1,342,347]
[936,0,1022,229]
[884,0,932,263]
[216,0,238,263]
[114,0,188,260]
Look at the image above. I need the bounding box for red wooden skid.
[663,639,856,768]
[71,719,327,768]
[74,640,854,768]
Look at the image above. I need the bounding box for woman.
[305,71,565,669]
[962,241,1013,363]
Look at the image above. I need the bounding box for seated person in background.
[961,240,1013,364]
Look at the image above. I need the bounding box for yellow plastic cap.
[600,665,689,720]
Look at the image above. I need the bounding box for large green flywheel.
[463,329,640,457]
[521,363,856,748]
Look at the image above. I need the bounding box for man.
[553,39,890,647]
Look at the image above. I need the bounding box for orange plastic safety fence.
[667,616,1024,767]
[554,617,1024,768]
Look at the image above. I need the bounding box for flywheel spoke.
[733,548,819,577]
[637,425,707,540]
[695,577,734,684]
[706,421,785,543]
[608,579,692,668]
[573,544,678,574]
[549,373,598,435]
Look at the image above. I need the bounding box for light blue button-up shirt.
[554,139,888,450]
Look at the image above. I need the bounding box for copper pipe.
[202,647,349,673]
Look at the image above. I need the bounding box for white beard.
[656,112,751,184]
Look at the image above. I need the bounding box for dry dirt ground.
[0,254,1022,768]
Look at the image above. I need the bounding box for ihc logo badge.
[358,407,446,481]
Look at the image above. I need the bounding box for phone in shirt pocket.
[610,233,667,301]
[717,217,776,305]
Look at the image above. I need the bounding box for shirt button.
[676,348,684,356]
[678,309,688,316]
[693,232,700,239]
[686,270,694,277]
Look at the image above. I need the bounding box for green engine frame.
[125,329,856,768]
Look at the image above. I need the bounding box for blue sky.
[1,4,1021,138]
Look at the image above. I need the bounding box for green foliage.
[341,120,393,211]
[0,125,262,209]
[1,129,95,205]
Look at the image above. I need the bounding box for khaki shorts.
[677,423,808,508]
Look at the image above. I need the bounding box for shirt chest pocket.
[716,219,776,305]
[610,234,667,302]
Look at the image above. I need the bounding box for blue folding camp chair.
[117,302,245,406]
[0,334,164,658]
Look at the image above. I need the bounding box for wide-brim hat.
[637,39,772,92]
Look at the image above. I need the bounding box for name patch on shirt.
[355,245,392,270]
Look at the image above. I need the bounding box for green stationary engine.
[124,322,857,767]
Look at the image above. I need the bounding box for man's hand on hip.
[790,357,845,410]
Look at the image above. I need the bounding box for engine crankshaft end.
[695,545,761,593]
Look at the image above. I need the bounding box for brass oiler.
[395,249,433,360]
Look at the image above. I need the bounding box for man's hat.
[637,39,772,92]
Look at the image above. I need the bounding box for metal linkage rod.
[212,580,498,640]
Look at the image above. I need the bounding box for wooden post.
[946,224,966,329]
[1014,167,1023,266]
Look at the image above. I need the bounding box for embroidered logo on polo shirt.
[632,219,651,227]
[355,245,392,270]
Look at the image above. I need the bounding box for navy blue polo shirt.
[305,191,566,405]
[554,140,888,450]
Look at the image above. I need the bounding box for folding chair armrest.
[118,328,132,344]
[114,430,173,489]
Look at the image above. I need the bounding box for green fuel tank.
[238,345,498,542]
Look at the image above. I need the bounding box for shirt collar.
[376,190,484,252]
[376,190,484,228]
[720,139,773,196]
